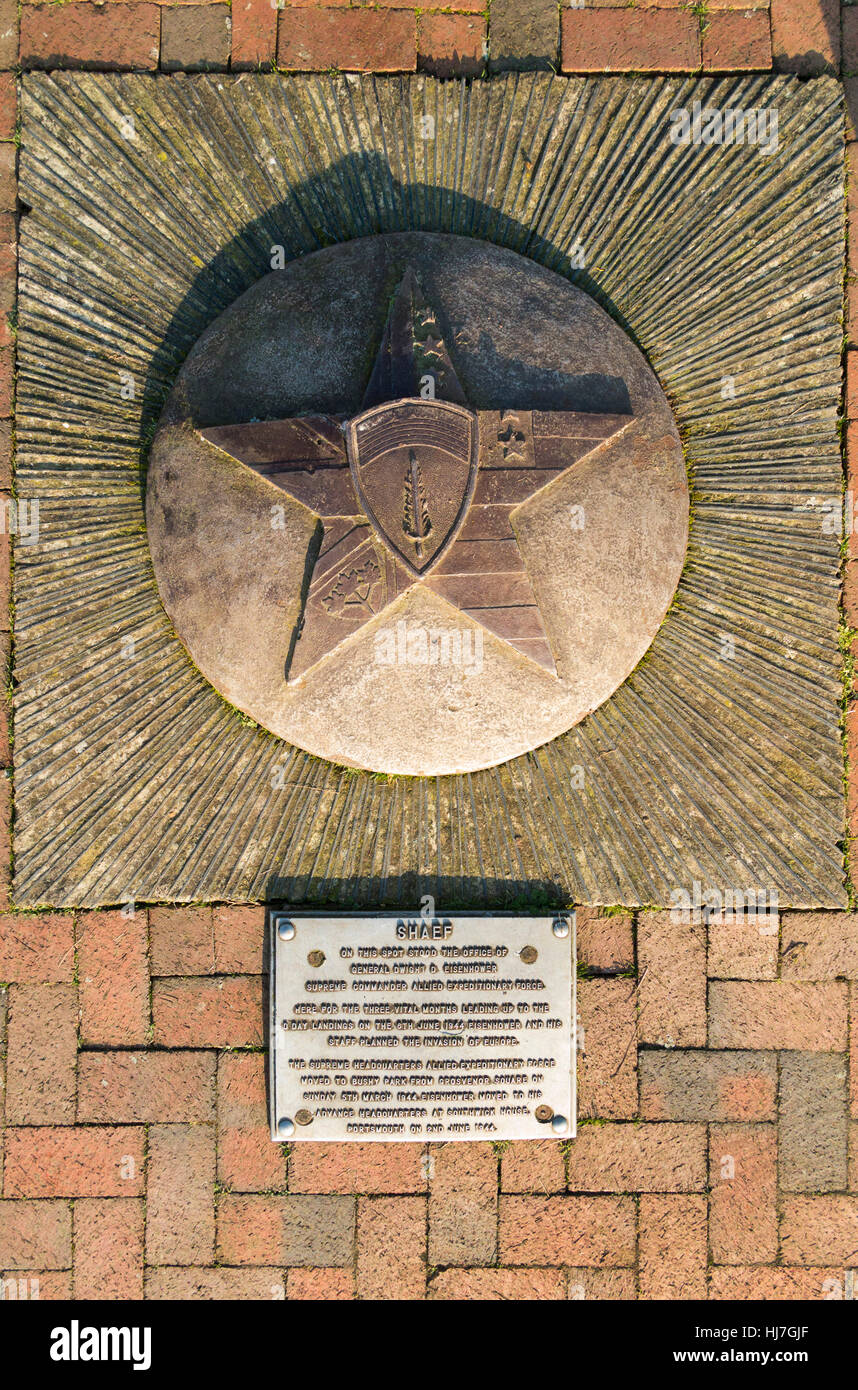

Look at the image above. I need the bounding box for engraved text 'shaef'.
[199,269,633,681]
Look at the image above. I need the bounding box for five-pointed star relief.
[200,269,632,681]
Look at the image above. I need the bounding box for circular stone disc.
[147,233,688,776]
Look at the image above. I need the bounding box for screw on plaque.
[551,1115,569,1134]
[535,1105,554,1123]
[307,950,325,967]
[277,1117,295,1138]
[552,918,570,939]
[295,1109,314,1126]
[520,945,538,964]
[276,917,296,941]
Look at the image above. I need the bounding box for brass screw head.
[295,1109,314,1126]
[520,945,538,964]
[308,950,325,967]
[535,1105,554,1124]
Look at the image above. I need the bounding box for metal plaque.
[270,912,576,1143]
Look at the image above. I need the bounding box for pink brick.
[5,983,77,1124]
[575,908,634,973]
[277,8,416,72]
[289,1140,426,1195]
[709,1124,777,1264]
[146,1124,215,1265]
[356,1196,426,1299]
[428,1143,496,1266]
[0,913,74,983]
[578,977,637,1119]
[709,981,847,1050]
[566,1123,706,1193]
[702,9,772,70]
[0,1199,71,1269]
[500,1140,565,1194]
[152,976,262,1046]
[76,910,149,1046]
[213,905,265,974]
[771,0,839,75]
[19,2,160,70]
[708,911,778,979]
[710,1266,844,1300]
[781,913,858,979]
[146,1267,285,1300]
[638,910,706,1046]
[77,1050,215,1124]
[430,1268,566,1299]
[639,1195,707,1300]
[781,1195,858,1265]
[4,1127,144,1197]
[561,9,700,73]
[73,1198,143,1300]
[217,1052,287,1192]
[148,905,213,975]
[286,1267,354,1299]
[499,1195,635,1266]
[231,0,276,69]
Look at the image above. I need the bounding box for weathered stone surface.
[778,1052,848,1192]
[150,233,687,776]
[12,72,846,906]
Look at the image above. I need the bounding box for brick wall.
[2,0,858,1301]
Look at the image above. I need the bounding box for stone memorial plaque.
[270,912,575,1143]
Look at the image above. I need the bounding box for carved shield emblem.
[346,399,478,576]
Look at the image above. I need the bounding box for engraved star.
[200,270,633,682]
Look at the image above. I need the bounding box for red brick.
[73,1198,143,1300]
[567,1122,706,1193]
[77,909,149,1046]
[430,1268,566,1300]
[639,1194,707,1300]
[78,1050,215,1124]
[848,344,858,415]
[0,913,74,983]
[213,905,265,974]
[0,1199,71,1269]
[417,12,484,78]
[0,636,9,765]
[0,72,14,141]
[148,904,213,975]
[638,910,706,1046]
[771,0,839,74]
[566,1267,637,1300]
[146,1124,214,1266]
[709,1266,843,1299]
[5,983,77,1124]
[4,1127,144,1197]
[640,1050,777,1121]
[286,1267,354,1300]
[709,1124,777,1264]
[152,975,262,1046]
[578,977,637,1119]
[561,9,700,73]
[781,1195,858,1264]
[231,0,277,69]
[277,8,416,72]
[217,1052,287,1192]
[217,1193,355,1266]
[289,1139,426,1195]
[850,1121,858,1190]
[376,0,485,8]
[781,912,858,979]
[708,911,778,980]
[709,981,847,1050]
[500,1140,565,1194]
[428,1143,496,1266]
[702,9,772,70]
[19,3,160,71]
[575,908,634,974]
[849,280,858,344]
[779,1051,848,1192]
[146,1266,285,1300]
[499,1195,635,1266]
[356,1195,425,1299]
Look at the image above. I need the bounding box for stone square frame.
[12,70,846,909]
